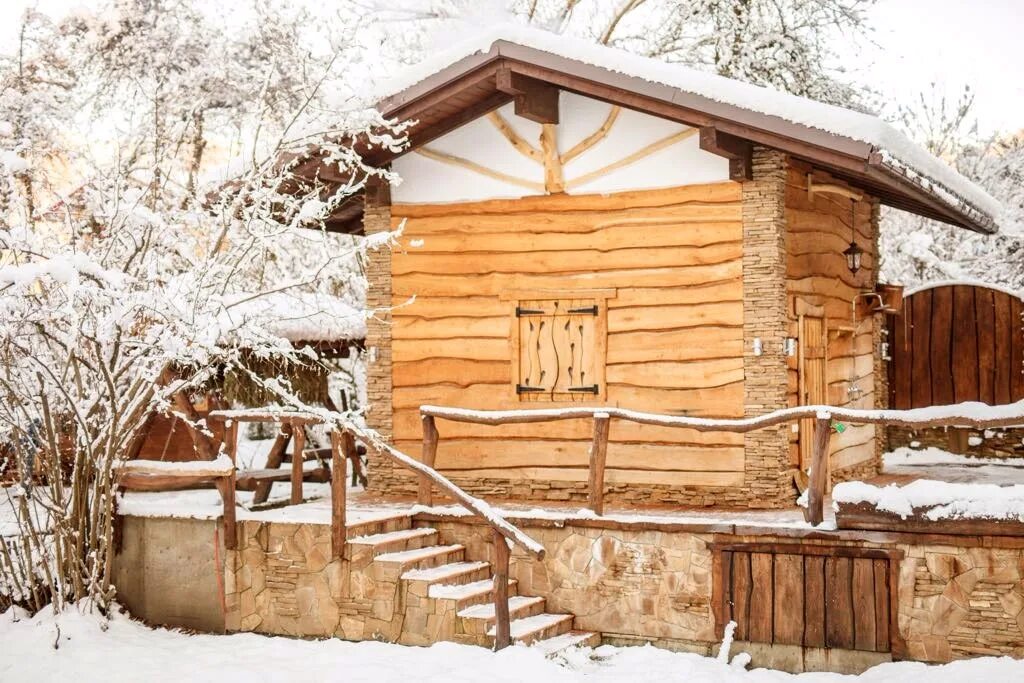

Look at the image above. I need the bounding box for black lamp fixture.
[844,198,862,274]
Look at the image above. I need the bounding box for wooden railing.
[420,402,1024,526]
[205,408,545,650]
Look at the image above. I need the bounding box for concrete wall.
[114,516,225,632]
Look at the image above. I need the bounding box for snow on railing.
[420,400,1024,525]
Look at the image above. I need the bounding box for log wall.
[785,160,881,480]
[380,183,747,504]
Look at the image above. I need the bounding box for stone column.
[363,178,396,494]
[740,147,793,508]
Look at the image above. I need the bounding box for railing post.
[419,414,439,506]
[222,418,238,550]
[290,421,306,505]
[805,412,831,526]
[491,527,511,651]
[588,412,611,516]
[330,429,349,559]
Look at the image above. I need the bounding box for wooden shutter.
[513,295,607,402]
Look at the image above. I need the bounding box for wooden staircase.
[346,520,599,653]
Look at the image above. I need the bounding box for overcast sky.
[2,0,1021,136]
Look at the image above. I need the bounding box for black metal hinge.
[568,384,600,394]
[567,305,598,315]
[516,384,546,394]
[515,306,545,317]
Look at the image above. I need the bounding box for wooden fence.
[420,401,1024,526]
[890,283,1024,408]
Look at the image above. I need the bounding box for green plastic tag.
[833,422,847,433]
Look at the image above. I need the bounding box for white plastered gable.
[391,91,729,204]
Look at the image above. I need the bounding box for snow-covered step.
[345,514,412,539]
[347,528,438,557]
[428,578,518,608]
[457,596,546,634]
[488,613,574,646]
[374,544,465,572]
[402,561,491,585]
[532,630,602,657]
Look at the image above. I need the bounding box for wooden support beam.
[253,423,293,505]
[699,126,753,182]
[491,527,511,651]
[222,419,238,550]
[587,413,611,515]
[539,124,564,193]
[496,67,559,124]
[486,111,542,162]
[805,414,831,526]
[291,426,306,506]
[331,430,348,559]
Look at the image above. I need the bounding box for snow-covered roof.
[222,292,366,343]
[375,23,1001,232]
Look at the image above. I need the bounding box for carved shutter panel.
[517,298,602,401]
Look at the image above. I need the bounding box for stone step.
[347,528,438,559]
[428,578,519,609]
[532,630,602,657]
[489,613,575,646]
[375,544,465,574]
[346,514,412,539]
[457,596,546,634]
[402,561,492,587]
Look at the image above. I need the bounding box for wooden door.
[515,297,603,402]
[798,314,828,474]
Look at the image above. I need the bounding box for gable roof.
[323,24,1000,234]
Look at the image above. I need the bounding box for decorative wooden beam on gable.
[699,127,753,182]
[496,67,559,125]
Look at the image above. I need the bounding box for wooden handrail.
[420,401,1024,527]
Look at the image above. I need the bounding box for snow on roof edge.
[903,279,1024,301]
[374,23,1001,228]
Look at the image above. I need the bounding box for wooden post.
[330,429,348,559]
[222,419,238,550]
[291,422,306,506]
[587,413,611,516]
[419,415,439,506]
[805,413,832,526]
[491,527,511,651]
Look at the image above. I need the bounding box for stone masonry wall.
[740,147,794,508]
[364,180,396,496]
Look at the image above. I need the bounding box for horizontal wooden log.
[118,473,219,491]
[440,466,745,487]
[207,409,324,425]
[836,502,1024,537]
[235,466,331,491]
[117,458,234,478]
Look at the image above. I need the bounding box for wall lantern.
[844,240,864,274]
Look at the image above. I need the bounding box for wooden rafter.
[566,127,698,190]
[414,146,544,191]
[561,105,620,163]
[486,111,542,162]
[496,67,559,124]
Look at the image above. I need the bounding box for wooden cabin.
[307,30,1001,510]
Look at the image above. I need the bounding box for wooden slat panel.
[747,553,774,643]
[852,558,877,651]
[803,555,826,648]
[773,554,804,645]
[929,285,954,405]
[1012,298,1024,401]
[718,550,733,634]
[825,556,855,650]
[910,289,933,407]
[993,293,1014,405]
[952,285,979,402]
[873,559,891,652]
[732,551,752,641]
[976,287,996,404]
[890,300,911,409]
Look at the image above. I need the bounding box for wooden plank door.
[798,314,828,474]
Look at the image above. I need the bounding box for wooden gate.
[712,543,903,654]
[889,283,1024,408]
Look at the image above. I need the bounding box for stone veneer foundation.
[206,513,1024,673]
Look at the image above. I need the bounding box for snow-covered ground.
[2,604,1023,683]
